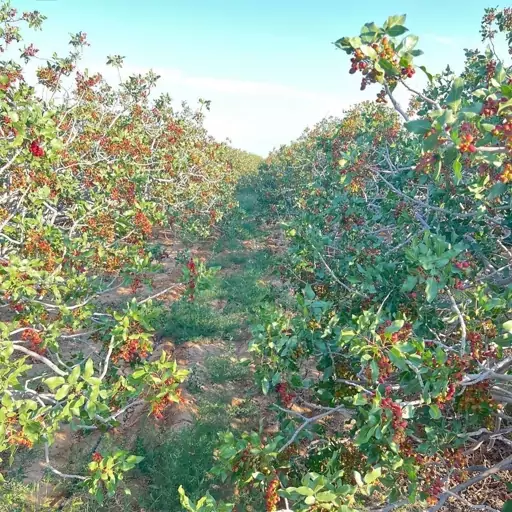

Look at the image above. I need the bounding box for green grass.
[0,479,92,512]
[203,354,251,384]
[158,300,240,343]
[135,381,260,512]
[136,422,220,511]
[0,480,42,512]
[135,353,257,512]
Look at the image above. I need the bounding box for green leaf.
[382,14,407,37]
[503,321,512,334]
[384,15,406,29]
[501,84,512,98]
[401,275,418,292]
[488,182,507,200]
[95,489,104,504]
[425,278,438,303]
[443,146,458,168]
[44,376,66,391]
[337,36,363,50]
[386,25,408,37]
[422,133,438,152]
[50,138,64,151]
[354,471,364,487]
[498,98,512,114]
[370,359,379,381]
[317,491,337,502]
[445,77,465,111]
[84,358,94,379]
[385,320,405,334]
[398,35,419,54]
[480,123,496,133]
[364,467,382,484]
[304,284,316,300]
[131,368,146,379]
[360,22,381,42]
[55,384,71,401]
[405,119,431,135]
[399,53,413,67]
[360,44,378,59]
[502,500,512,512]
[353,392,368,406]
[295,486,315,496]
[378,58,397,76]
[304,495,316,505]
[389,347,407,370]
[453,158,462,183]
[68,365,81,385]
[126,454,144,464]
[419,65,434,82]
[429,404,441,419]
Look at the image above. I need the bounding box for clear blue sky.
[12,0,506,154]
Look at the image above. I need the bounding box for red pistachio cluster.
[381,396,407,445]
[21,328,44,354]
[425,476,443,505]
[275,383,295,407]
[377,320,413,344]
[374,354,393,383]
[186,258,197,301]
[7,432,33,449]
[480,97,507,117]
[454,260,470,270]
[468,331,497,361]
[130,276,143,294]
[29,140,44,157]
[92,452,103,463]
[500,162,512,183]
[265,477,280,512]
[134,211,152,237]
[457,381,497,413]
[436,382,456,408]
[150,388,184,420]
[459,133,477,153]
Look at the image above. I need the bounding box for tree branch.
[446,289,467,356]
[278,404,352,454]
[12,345,68,377]
[44,442,87,480]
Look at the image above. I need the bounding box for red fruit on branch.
[92,452,103,462]
[265,477,280,512]
[275,383,295,407]
[187,258,196,273]
[459,133,477,153]
[29,140,45,157]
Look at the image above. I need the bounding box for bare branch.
[446,289,467,356]
[12,345,68,377]
[44,443,87,480]
[384,83,409,122]
[278,404,352,454]
[399,79,441,110]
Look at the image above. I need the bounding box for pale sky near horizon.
[9,0,510,155]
